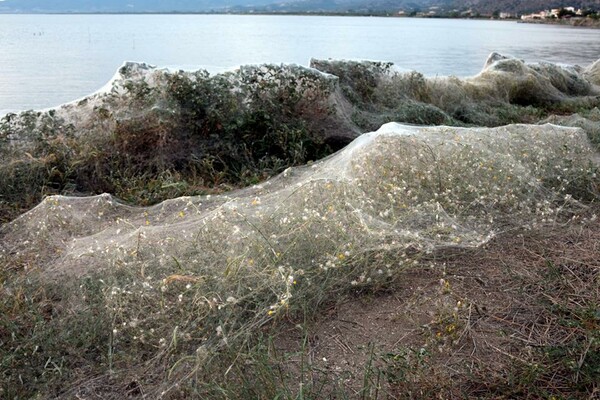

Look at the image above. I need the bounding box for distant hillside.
[0,0,274,13]
[256,0,600,14]
[0,0,598,14]
[255,0,453,13]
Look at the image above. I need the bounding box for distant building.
[499,12,513,19]
[521,10,552,20]
[521,12,541,20]
[522,6,588,20]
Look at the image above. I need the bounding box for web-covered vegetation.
[0,54,599,398]
[2,122,599,397]
[0,63,343,223]
[1,54,599,223]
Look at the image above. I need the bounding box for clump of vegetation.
[311,56,600,130]
[0,64,341,222]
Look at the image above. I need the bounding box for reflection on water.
[1,14,600,114]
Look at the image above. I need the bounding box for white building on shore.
[521,6,582,20]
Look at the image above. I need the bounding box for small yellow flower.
[268,310,274,316]
[337,253,346,261]
[179,211,185,218]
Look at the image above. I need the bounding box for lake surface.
[1,14,600,115]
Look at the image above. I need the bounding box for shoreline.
[519,18,600,29]
[3,10,598,28]
[0,11,534,20]
[0,11,495,17]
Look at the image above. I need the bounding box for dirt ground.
[274,210,600,399]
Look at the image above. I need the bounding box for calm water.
[1,14,600,114]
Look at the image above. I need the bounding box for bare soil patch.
[273,210,600,399]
